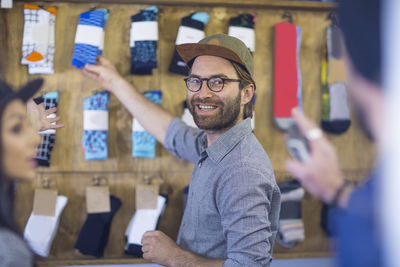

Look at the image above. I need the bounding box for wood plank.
[16,0,337,10]
[2,1,373,265]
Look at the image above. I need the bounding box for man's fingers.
[82,68,100,81]
[98,56,112,67]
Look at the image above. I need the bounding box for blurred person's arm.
[285,108,354,208]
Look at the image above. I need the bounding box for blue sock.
[130,6,158,75]
[72,9,109,69]
[82,91,110,160]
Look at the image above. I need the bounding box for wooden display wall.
[1,1,374,266]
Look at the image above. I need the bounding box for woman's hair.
[231,62,256,119]
[0,105,19,234]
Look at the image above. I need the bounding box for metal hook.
[143,175,153,185]
[328,10,338,25]
[92,176,107,186]
[42,177,50,189]
[282,12,293,24]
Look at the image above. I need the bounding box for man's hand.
[141,230,180,266]
[285,108,349,206]
[27,99,64,132]
[83,57,125,93]
[141,230,224,267]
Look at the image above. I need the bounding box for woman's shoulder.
[0,227,33,267]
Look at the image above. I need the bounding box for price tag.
[33,188,58,216]
[136,183,159,210]
[86,186,110,213]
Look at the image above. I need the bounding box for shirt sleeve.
[163,118,205,163]
[216,164,277,267]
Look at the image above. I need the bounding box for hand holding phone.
[285,123,310,162]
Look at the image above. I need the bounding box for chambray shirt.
[164,118,281,267]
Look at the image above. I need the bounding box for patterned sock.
[71,9,108,69]
[228,13,256,53]
[132,90,162,158]
[27,7,56,74]
[23,196,68,257]
[321,25,351,134]
[75,196,121,258]
[168,12,209,75]
[82,91,110,161]
[277,180,305,248]
[124,195,167,257]
[21,4,52,67]
[34,91,59,167]
[273,22,301,131]
[130,6,158,75]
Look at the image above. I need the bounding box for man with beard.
[285,0,382,266]
[83,34,280,267]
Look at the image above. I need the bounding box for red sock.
[273,22,299,131]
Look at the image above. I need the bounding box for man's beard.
[187,91,241,131]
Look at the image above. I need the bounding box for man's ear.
[241,84,255,105]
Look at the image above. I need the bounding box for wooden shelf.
[36,252,334,266]
[16,0,337,10]
[36,258,151,267]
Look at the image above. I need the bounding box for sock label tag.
[176,26,204,45]
[136,183,159,209]
[33,188,58,216]
[86,186,111,213]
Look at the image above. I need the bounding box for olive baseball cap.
[176,33,254,78]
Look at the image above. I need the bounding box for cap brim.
[17,78,44,102]
[177,43,247,70]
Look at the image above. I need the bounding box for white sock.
[29,7,56,74]
[24,195,68,257]
[125,195,166,246]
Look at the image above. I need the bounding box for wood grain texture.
[15,0,337,10]
[1,1,375,265]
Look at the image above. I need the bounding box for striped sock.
[277,180,305,248]
[72,9,108,69]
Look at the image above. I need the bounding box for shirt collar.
[204,118,253,163]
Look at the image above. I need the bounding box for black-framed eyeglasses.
[184,76,242,93]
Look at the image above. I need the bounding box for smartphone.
[285,123,310,162]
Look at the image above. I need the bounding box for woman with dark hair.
[0,78,61,266]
